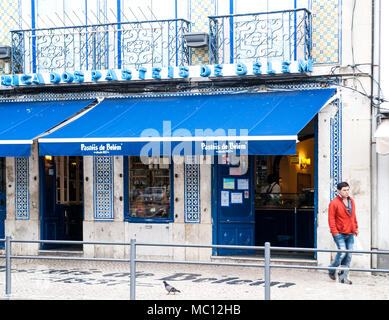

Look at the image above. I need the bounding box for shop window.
[55,156,83,205]
[125,156,173,222]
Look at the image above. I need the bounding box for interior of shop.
[254,119,316,258]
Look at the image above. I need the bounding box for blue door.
[40,156,83,249]
[40,156,59,249]
[0,158,5,248]
[217,156,254,255]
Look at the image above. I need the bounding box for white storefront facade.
[0,0,382,271]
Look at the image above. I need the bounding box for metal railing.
[209,9,312,65]
[10,9,313,75]
[1,235,389,300]
[11,18,191,74]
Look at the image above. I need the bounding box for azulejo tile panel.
[190,0,215,33]
[191,47,210,65]
[189,0,214,65]
[93,156,114,220]
[330,98,342,200]
[184,156,201,223]
[15,157,29,220]
[0,0,20,45]
[311,0,342,64]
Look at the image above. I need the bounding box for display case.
[255,191,315,249]
[255,190,314,209]
[128,157,171,219]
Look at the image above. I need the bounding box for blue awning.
[0,99,95,156]
[38,89,336,156]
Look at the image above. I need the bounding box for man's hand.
[355,229,359,236]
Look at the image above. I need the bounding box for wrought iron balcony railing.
[209,9,312,65]
[11,19,191,74]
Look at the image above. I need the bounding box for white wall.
[316,0,372,269]
[375,0,389,267]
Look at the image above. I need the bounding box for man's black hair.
[337,181,349,190]
[267,174,279,184]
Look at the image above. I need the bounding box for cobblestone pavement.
[0,259,388,300]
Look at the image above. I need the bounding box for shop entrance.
[253,119,316,258]
[215,121,316,259]
[0,158,5,249]
[254,154,315,258]
[40,156,83,250]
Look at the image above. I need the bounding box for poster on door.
[221,191,229,207]
[223,178,235,189]
[231,192,243,204]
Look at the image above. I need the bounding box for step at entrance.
[38,249,83,257]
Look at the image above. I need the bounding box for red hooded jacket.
[328,195,358,235]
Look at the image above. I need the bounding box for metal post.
[5,236,11,297]
[294,207,298,247]
[264,242,271,300]
[130,238,136,300]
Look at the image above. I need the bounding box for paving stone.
[0,259,388,300]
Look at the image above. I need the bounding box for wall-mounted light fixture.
[44,155,52,161]
[300,157,311,169]
[183,32,209,47]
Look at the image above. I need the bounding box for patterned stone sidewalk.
[0,258,388,300]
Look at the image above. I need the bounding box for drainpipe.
[371,0,380,270]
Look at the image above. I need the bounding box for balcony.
[11,18,191,74]
[9,9,312,77]
[208,9,312,64]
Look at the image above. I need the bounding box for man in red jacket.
[328,182,359,284]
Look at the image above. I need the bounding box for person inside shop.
[261,174,281,205]
[264,174,281,194]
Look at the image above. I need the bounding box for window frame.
[123,156,174,223]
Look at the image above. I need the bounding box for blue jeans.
[329,233,354,279]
